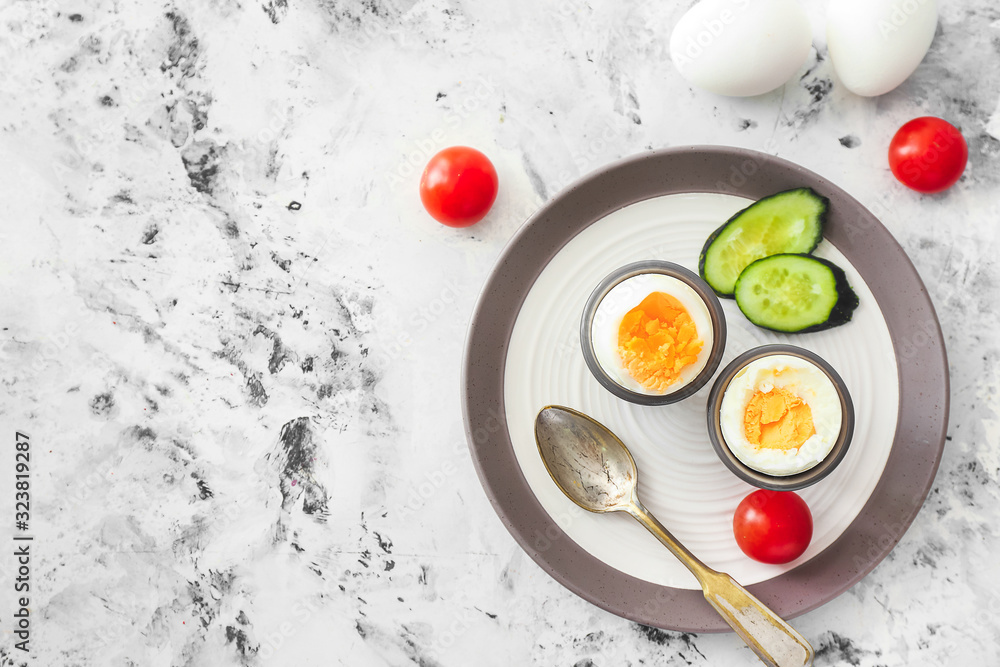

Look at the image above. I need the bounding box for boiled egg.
[719,354,842,475]
[591,273,714,395]
[669,0,813,97]
[827,0,938,97]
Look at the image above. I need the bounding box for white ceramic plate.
[504,192,899,589]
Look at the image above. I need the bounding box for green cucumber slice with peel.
[734,254,859,333]
[699,188,829,297]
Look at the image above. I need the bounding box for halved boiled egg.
[591,273,715,395]
[719,354,842,476]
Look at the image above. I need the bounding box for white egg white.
[720,355,843,476]
[591,273,714,395]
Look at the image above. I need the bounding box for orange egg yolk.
[617,291,703,392]
[743,387,816,451]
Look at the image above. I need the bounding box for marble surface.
[1,0,999,664]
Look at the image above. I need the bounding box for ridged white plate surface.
[504,193,899,589]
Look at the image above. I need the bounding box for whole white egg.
[827,0,938,97]
[591,273,714,395]
[669,0,813,97]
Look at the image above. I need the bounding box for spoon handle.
[628,500,813,667]
[700,572,814,667]
[627,500,707,578]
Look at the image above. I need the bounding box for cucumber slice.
[734,254,859,333]
[699,188,828,297]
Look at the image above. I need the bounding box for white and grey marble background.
[0,0,998,664]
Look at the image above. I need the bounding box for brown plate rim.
[460,145,949,632]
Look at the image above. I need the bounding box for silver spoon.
[535,405,814,667]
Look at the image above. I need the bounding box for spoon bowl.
[534,405,637,512]
[534,405,814,667]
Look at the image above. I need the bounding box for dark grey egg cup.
[707,344,856,491]
[580,260,728,406]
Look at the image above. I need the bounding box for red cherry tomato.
[733,490,813,564]
[419,146,499,227]
[888,117,968,194]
